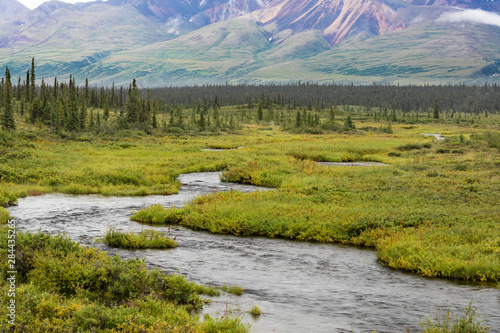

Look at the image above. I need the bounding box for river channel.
[9,172,500,332]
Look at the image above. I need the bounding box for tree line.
[1,59,499,133]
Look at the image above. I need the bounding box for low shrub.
[397,142,432,151]
[0,207,12,225]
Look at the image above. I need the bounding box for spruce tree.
[126,79,140,123]
[199,111,206,131]
[257,100,263,121]
[96,111,101,129]
[433,99,440,119]
[329,106,335,130]
[2,67,15,131]
[30,58,36,103]
[25,71,30,103]
[213,105,220,127]
[30,98,41,124]
[55,97,65,131]
[66,76,79,132]
[103,95,110,121]
[344,115,355,131]
[152,108,157,129]
[79,100,87,130]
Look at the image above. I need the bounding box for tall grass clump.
[420,302,490,333]
[103,228,177,249]
[220,285,244,296]
[249,305,262,316]
[131,204,184,224]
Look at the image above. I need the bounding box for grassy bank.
[3,111,500,283]
[0,228,248,332]
[102,228,177,249]
[130,122,500,282]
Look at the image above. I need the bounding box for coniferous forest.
[1,59,499,136]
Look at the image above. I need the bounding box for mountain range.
[0,0,499,86]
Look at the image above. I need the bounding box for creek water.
[422,133,445,140]
[9,172,500,332]
[317,162,389,167]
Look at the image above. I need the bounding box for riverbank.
[3,120,500,282]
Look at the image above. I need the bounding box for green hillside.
[248,22,500,85]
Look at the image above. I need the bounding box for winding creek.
[9,172,500,332]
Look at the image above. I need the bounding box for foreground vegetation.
[0,228,248,332]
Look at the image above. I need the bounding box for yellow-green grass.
[420,301,490,333]
[0,228,248,332]
[220,285,244,296]
[3,111,500,282]
[0,207,12,225]
[249,305,262,316]
[129,119,500,281]
[102,228,177,249]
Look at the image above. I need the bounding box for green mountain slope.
[0,3,170,81]
[77,18,274,86]
[253,21,500,85]
[78,18,500,86]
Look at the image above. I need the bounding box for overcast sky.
[18,0,103,10]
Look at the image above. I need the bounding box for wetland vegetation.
[1,60,499,331]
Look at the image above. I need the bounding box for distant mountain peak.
[0,0,30,23]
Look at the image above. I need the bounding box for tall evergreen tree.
[26,70,30,103]
[79,100,87,130]
[30,58,36,103]
[152,107,157,129]
[30,98,41,124]
[2,67,15,131]
[103,94,110,121]
[126,79,140,123]
[66,76,79,131]
[433,99,440,119]
[257,100,263,121]
[55,97,65,131]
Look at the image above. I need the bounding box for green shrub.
[0,207,12,225]
[159,274,204,309]
[0,189,18,206]
[397,142,432,151]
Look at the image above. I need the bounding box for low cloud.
[439,9,500,28]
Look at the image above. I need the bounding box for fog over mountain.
[1,0,499,86]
